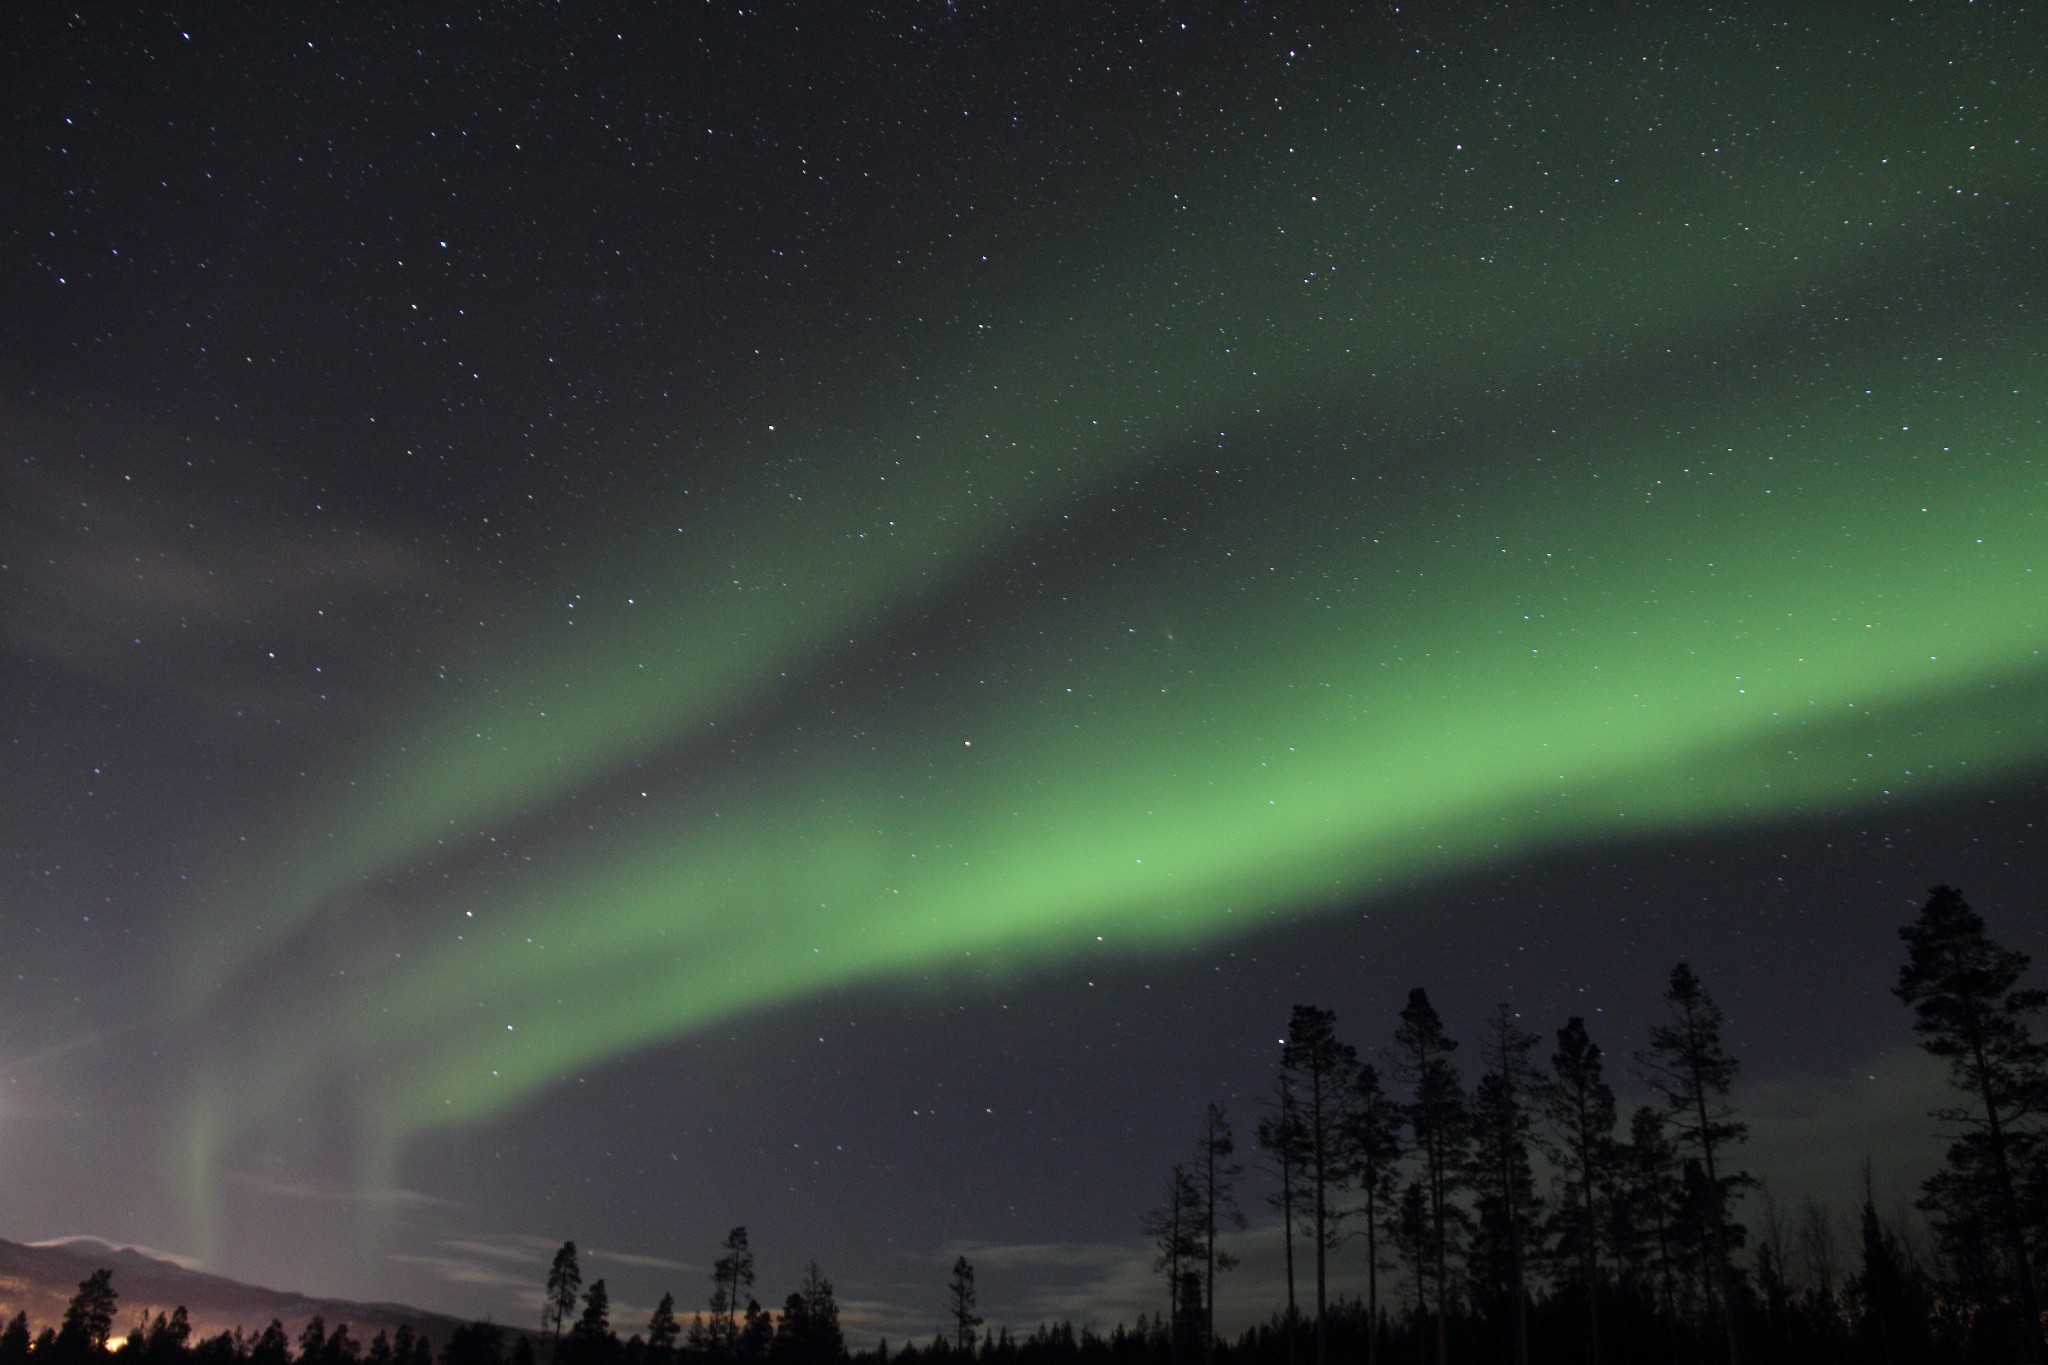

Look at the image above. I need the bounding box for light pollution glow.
[173,13,2045,1236]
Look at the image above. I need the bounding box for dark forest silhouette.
[5,886,2042,1365]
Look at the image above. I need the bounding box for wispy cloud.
[386,1252,538,1297]
[587,1249,694,1274]
[0,430,432,717]
[223,1172,466,1215]
[942,1242,1136,1273]
[379,1234,694,1326]
[384,1232,584,1302]
[27,1236,209,1272]
[430,1236,560,1267]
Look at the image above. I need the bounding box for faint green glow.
[176,16,2043,1003]
[194,334,2048,1180]
[175,11,2047,1227]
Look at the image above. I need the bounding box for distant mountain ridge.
[0,1238,473,1346]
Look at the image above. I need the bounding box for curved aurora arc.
[175,14,2045,1224]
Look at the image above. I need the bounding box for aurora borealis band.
[201,327,2048,1151]
[3,0,2046,1337]
[186,15,2046,978]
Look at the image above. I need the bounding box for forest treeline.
[1134,884,2047,1365]
[6,886,2042,1365]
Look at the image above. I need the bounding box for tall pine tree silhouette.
[1256,1071,1310,1365]
[1393,989,1465,1365]
[1638,962,1749,1365]
[1542,1016,1618,1365]
[710,1228,757,1354]
[1896,884,2048,1361]
[947,1258,981,1353]
[1193,1104,1245,1364]
[545,1244,582,1356]
[1470,1004,1542,1365]
[1280,1005,1357,1365]
[1347,1063,1403,1365]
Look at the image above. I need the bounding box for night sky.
[3,0,2045,1347]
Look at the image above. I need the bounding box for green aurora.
[176,11,2046,1219]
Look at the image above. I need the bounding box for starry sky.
[3,0,2045,1347]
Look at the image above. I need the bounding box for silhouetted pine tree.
[1387,1179,1434,1359]
[1895,884,2048,1362]
[1677,1160,1721,1342]
[1541,1017,1617,1365]
[547,1244,584,1355]
[1144,1166,1203,1350]
[564,1280,617,1365]
[646,1295,680,1363]
[772,1264,845,1365]
[321,1324,358,1365]
[1347,1063,1404,1365]
[1393,989,1466,1365]
[1171,1273,1205,1365]
[1614,1106,1683,1362]
[1280,1005,1358,1365]
[0,1313,29,1365]
[1469,1004,1542,1365]
[197,1330,242,1365]
[710,1230,758,1356]
[58,1269,120,1359]
[739,1302,773,1362]
[248,1324,289,1365]
[1255,1072,1310,1364]
[1193,1104,1246,1364]
[123,1306,192,1363]
[948,1259,982,1354]
[1639,962,1749,1365]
